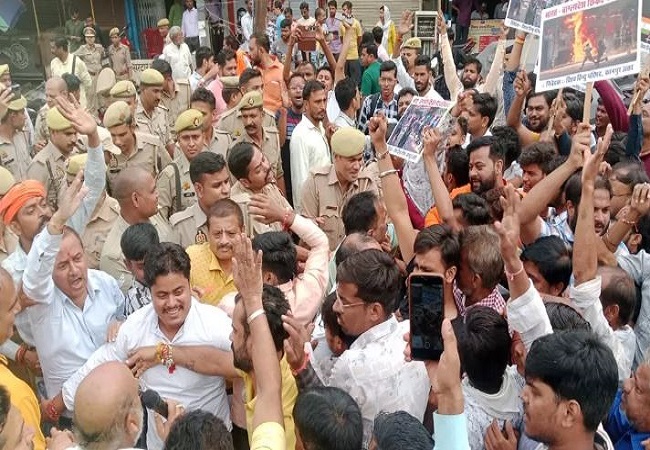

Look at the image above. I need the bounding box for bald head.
[335,232,382,267]
[112,167,154,203]
[45,77,68,107]
[74,362,142,448]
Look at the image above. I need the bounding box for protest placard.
[387,98,453,163]
[505,0,545,34]
[468,19,503,52]
[536,0,640,92]
[642,16,650,54]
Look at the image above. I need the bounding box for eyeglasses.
[334,295,366,309]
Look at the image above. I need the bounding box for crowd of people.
[0,1,649,450]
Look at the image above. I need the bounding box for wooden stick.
[583,81,594,124]
[519,39,531,71]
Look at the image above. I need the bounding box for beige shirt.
[170,202,209,249]
[27,141,77,210]
[106,131,172,192]
[216,107,277,140]
[75,44,104,74]
[81,194,121,269]
[50,54,92,108]
[135,99,172,147]
[0,131,31,181]
[231,181,290,238]
[156,149,196,219]
[299,164,379,250]
[230,126,283,179]
[108,43,131,79]
[160,80,191,139]
[0,227,18,263]
[34,105,49,145]
[100,213,177,293]
[205,127,232,159]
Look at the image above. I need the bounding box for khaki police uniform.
[103,100,172,191]
[0,96,32,179]
[216,106,277,139]
[160,80,191,137]
[34,105,50,145]
[27,141,76,210]
[156,149,195,219]
[205,127,232,159]
[231,181,290,238]
[83,195,121,269]
[169,202,209,249]
[108,29,131,81]
[298,127,379,250]
[100,213,178,293]
[75,41,105,115]
[135,99,172,148]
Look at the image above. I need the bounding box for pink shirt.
[208,77,227,118]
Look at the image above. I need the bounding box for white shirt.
[423,84,445,101]
[313,316,429,448]
[50,54,92,108]
[290,115,331,203]
[182,7,199,38]
[162,42,193,80]
[62,300,233,450]
[241,12,254,49]
[377,44,389,62]
[23,229,124,403]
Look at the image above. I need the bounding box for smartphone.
[9,84,20,99]
[409,273,445,361]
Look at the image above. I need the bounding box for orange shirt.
[424,184,471,227]
[261,57,285,114]
[235,49,248,76]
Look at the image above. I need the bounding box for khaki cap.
[0,65,8,77]
[67,154,88,176]
[402,37,422,49]
[157,18,170,28]
[46,107,73,131]
[110,80,137,98]
[221,76,240,89]
[175,109,204,134]
[83,27,96,37]
[140,68,164,86]
[331,127,365,157]
[109,27,120,37]
[97,67,117,96]
[7,96,26,111]
[97,126,121,155]
[0,167,15,196]
[103,101,131,128]
[237,90,263,111]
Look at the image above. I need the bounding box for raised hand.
[282,314,314,372]
[398,10,414,36]
[53,95,97,137]
[231,233,263,305]
[568,123,592,170]
[485,419,518,450]
[513,70,531,98]
[422,127,443,160]
[249,192,293,225]
[494,184,521,263]
[368,113,388,148]
[50,171,89,231]
[0,88,13,121]
[437,11,447,35]
[582,124,612,186]
[630,182,650,217]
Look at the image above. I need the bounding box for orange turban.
[0,180,46,225]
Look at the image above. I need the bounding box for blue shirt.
[605,390,650,450]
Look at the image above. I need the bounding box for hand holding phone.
[409,273,445,361]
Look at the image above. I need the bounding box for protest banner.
[505,0,545,34]
[468,19,503,52]
[387,98,453,163]
[536,0,640,92]
[642,16,650,54]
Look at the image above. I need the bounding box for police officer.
[170,151,231,248]
[298,127,380,250]
[75,27,105,115]
[156,109,204,219]
[108,27,132,81]
[219,76,243,114]
[151,59,191,142]
[229,90,285,193]
[0,95,31,180]
[65,152,121,269]
[109,80,138,116]
[27,107,80,210]
[103,100,172,192]
[135,68,174,157]
[189,87,232,158]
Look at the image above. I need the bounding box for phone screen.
[409,274,444,361]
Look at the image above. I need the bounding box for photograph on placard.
[536,0,640,92]
[504,0,546,34]
[387,97,453,163]
[642,16,650,54]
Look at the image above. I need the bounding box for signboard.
[415,11,439,56]
[468,19,503,53]
[537,0,640,92]
[131,59,155,85]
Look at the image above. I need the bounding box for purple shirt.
[455,0,479,26]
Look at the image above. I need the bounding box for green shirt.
[361,60,381,97]
[64,19,85,53]
[169,3,183,28]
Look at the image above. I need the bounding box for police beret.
[103,101,131,128]
[331,127,365,157]
[7,96,26,111]
[140,68,164,86]
[157,19,170,28]
[0,167,15,197]
[67,154,88,176]
[237,90,263,111]
[402,37,422,49]
[110,80,137,98]
[83,27,96,37]
[221,76,240,89]
[109,27,120,37]
[174,109,204,134]
[46,107,73,131]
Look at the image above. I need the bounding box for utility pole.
[254,0,266,34]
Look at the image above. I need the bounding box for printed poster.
[387,98,453,163]
[468,19,503,53]
[505,0,547,34]
[536,0,640,92]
